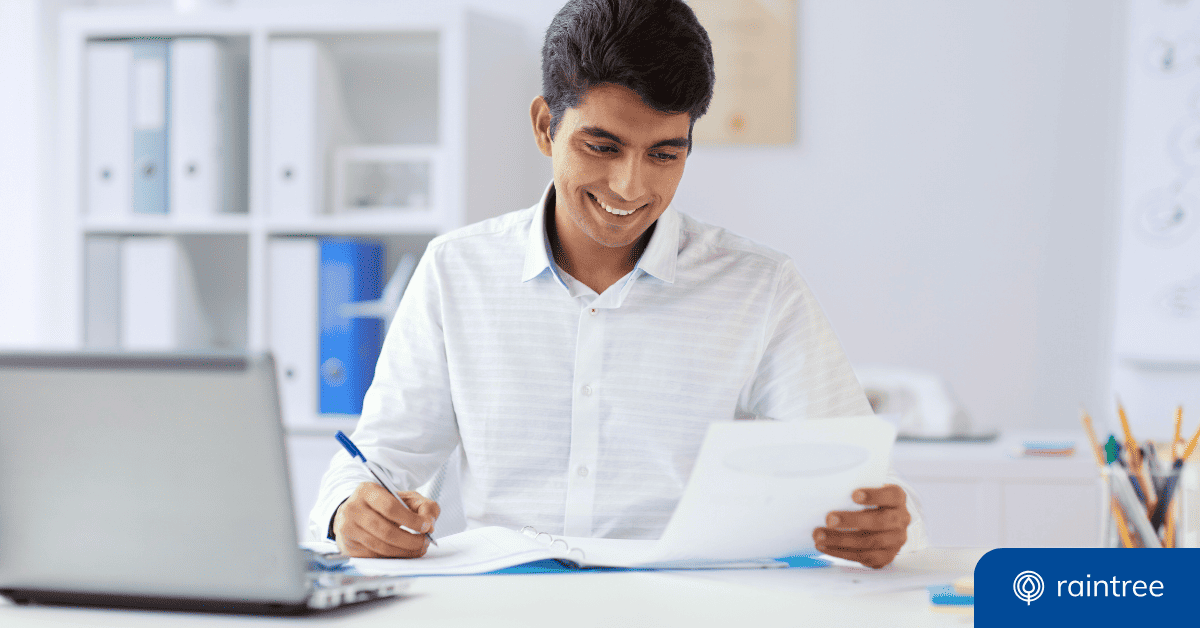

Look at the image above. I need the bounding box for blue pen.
[335,431,437,547]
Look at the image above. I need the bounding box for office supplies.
[121,236,211,350]
[1016,440,1075,457]
[1108,463,1162,547]
[1117,455,1150,509]
[953,576,973,595]
[1117,401,1157,512]
[321,415,896,574]
[334,430,437,547]
[85,41,133,218]
[0,352,410,613]
[268,237,320,425]
[1174,406,1183,461]
[1150,459,1182,531]
[1105,434,1119,463]
[131,39,169,215]
[1117,400,1138,463]
[1081,409,1105,464]
[1083,416,1137,547]
[927,584,973,614]
[267,38,356,218]
[1146,441,1165,493]
[1183,417,1200,461]
[318,238,383,415]
[170,37,240,217]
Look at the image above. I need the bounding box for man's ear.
[530,96,554,157]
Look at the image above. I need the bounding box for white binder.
[267,39,356,219]
[121,236,211,350]
[268,237,320,425]
[85,42,133,218]
[169,38,231,218]
[84,236,122,349]
[131,40,169,215]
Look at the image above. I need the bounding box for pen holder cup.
[1099,463,1199,548]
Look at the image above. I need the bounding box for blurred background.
[1,0,1197,546]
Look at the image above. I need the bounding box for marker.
[335,431,437,547]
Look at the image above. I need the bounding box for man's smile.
[587,191,645,217]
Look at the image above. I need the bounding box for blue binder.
[319,238,384,415]
[131,39,169,215]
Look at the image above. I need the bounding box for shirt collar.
[520,181,680,285]
[520,183,558,283]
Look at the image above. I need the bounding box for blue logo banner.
[976,549,1200,626]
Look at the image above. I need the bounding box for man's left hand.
[813,484,909,569]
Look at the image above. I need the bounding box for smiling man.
[312,0,926,569]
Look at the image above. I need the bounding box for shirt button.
[582,385,592,396]
[589,308,597,316]
[577,466,589,477]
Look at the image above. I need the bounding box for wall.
[0,0,47,348]
[1,0,1128,431]
[473,0,1128,432]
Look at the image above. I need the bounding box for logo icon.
[1013,571,1045,605]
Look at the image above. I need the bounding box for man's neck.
[546,199,654,295]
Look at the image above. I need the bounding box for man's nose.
[609,154,648,203]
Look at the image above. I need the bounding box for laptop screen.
[0,353,309,604]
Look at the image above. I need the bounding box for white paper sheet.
[578,415,897,565]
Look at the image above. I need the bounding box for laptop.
[0,352,408,614]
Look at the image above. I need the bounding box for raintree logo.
[1013,570,1045,605]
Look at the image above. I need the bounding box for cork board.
[688,0,797,145]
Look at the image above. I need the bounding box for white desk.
[894,429,1101,547]
[0,548,984,627]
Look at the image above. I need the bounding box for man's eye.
[651,152,678,161]
[585,143,617,153]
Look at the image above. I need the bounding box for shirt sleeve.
[307,244,462,541]
[743,258,928,553]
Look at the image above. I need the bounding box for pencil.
[1175,406,1184,462]
[1117,399,1138,466]
[1183,417,1200,462]
[1117,401,1156,511]
[1165,499,1177,548]
[1112,499,1135,548]
[1080,409,1106,467]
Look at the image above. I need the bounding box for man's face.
[538,83,692,251]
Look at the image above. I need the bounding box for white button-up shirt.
[311,185,926,547]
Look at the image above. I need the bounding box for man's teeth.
[596,197,635,216]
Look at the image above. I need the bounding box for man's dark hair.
[541,0,715,141]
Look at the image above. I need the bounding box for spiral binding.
[521,526,587,562]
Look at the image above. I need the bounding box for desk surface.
[0,548,984,628]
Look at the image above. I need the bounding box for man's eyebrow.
[581,126,690,150]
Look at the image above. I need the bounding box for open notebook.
[313,415,896,576]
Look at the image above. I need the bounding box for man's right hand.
[332,482,440,558]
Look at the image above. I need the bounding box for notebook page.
[349,527,552,576]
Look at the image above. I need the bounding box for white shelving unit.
[60,5,539,536]
[57,4,538,426]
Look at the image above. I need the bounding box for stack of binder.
[86,37,244,218]
[269,237,387,424]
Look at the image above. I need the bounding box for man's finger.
[825,505,910,532]
[818,545,897,570]
[850,484,906,509]
[358,507,428,552]
[814,527,907,552]
[360,484,431,533]
[400,491,441,533]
